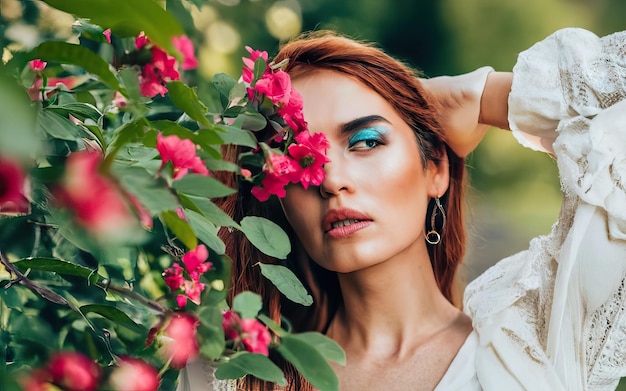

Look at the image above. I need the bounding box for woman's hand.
[420,66,496,157]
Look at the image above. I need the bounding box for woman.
[182,28,626,390]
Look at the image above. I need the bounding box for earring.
[425,196,446,245]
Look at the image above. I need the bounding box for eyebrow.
[339,115,391,135]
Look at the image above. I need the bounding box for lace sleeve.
[508,28,626,153]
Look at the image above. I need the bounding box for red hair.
[215,31,467,390]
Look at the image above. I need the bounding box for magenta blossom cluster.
[135,33,198,98]
[163,244,212,308]
[222,310,272,356]
[241,47,330,202]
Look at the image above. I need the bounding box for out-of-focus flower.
[222,310,272,356]
[163,263,184,291]
[182,244,211,278]
[29,59,47,72]
[103,28,111,44]
[171,35,198,70]
[0,156,30,216]
[27,75,89,101]
[164,245,212,307]
[20,369,52,391]
[134,33,197,98]
[54,151,137,241]
[109,357,159,391]
[156,133,209,179]
[47,351,101,391]
[240,318,272,356]
[161,312,200,369]
[112,91,127,108]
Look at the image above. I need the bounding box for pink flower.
[222,310,241,340]
[278,88,307,133]
[135,33,180,98]
[20,369,51,391]
[240,168,252,179]
[0,157,30,216]
[288,131,330,189]
[109,357,160,391]
[240,318,272,356]
[182,278,204,305]
[253,70,292,106]
[182,244,212,277]
[242,46,269,83]
[175,207,187,221]
[162,313,200,369]
[222,311,271,356]
[54,151,137,241]
[103,28,111,44]
[29,59,47,72]
[156,133,209,179]
[163,263,185,291]
[251,153,300,201]
[172,35,198,70]
[47,352,101,391]
[27,76,86,101]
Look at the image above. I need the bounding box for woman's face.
[281,70,448,273]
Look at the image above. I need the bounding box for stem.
[96,280,167,315]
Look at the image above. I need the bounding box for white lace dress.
[180,28,626,390]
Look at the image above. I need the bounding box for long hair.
[215,31,467,390]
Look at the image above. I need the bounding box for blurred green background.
[2,0,626,386]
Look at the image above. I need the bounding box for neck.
[328,242,460,360]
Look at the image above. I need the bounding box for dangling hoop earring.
[425,196,446,245]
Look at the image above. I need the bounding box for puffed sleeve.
[464,28,626,391]
[508,28,626,153]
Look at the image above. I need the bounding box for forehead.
[292,70,405,135]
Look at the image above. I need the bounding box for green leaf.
[214,352,287,386]
[34,41,121,91]
[167,81,211,127]
[277,335,338,391]
[240,217,290,260]
[289,332,346,365]
[197,305,225,360]
[212,73,237,100]
[0,75,40,158]
[253,57,267,84]
[258,264,313,307]
[184,195,240,229]
[80,304,146,334]
[233,111,267,131]
[113,165,179,215]
[12,257,100,284]
[161,210,198,250]
[173,174,236,198]
[232,291,262,319]
[214,124,257,148]
[197,82,224,114]
[43,0,184,57]
[38,109,82,141]
[151,120,223,147]
[47,102,102,123]
[106,119,146,157]
[186,210,225,254]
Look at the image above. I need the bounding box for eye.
[347,127,387,151]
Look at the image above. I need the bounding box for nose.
[318,159,352,199]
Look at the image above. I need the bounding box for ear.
[425,149,450,198]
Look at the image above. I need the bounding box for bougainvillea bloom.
[241,46,269,83]
[0,157,30,216]
[288,131,331,189]
[54,151,137,241]
[109,357,160,391]
[240,318,272,356]
[162,312,200,369]
[156,133,209,179]
[48,351,101,391]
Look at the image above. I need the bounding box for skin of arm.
[479,71,513,131]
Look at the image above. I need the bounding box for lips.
[323,208,372,238]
